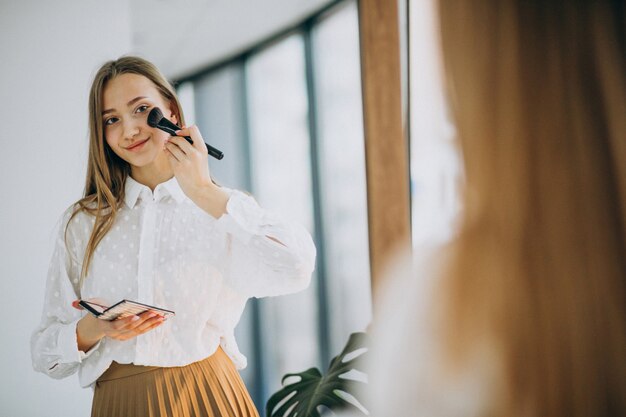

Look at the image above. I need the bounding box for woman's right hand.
[74,299,165,352]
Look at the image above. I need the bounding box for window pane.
[177,81,196,126]
[246,33,320,393]
[194,63,250,191]
[312,1,372,355]
[191,63,257,392]
[409,0,461,247]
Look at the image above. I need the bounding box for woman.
[31,56,316,417]
[370,1,626,416]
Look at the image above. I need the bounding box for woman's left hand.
[164,126,229,218]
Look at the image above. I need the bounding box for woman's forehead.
[103,73,162,108]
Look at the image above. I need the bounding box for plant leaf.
[266,332,369,417]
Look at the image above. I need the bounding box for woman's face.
[101,73,176,169]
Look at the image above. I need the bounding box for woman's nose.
[123,119,141,139]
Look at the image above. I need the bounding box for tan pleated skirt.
[91,347,259,417]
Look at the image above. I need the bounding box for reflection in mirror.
[15,1,371,416]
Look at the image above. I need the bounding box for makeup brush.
[147,107,224,160]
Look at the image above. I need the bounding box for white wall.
[130,0,334,79]
[0,1,131,415]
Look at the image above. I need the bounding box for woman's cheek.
[153,130,170,147]
[105,136,128,162]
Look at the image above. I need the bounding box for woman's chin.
[127,149,169,171]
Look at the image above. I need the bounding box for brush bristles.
[147,107,164,128]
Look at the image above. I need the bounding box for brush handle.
[158,124,224,160]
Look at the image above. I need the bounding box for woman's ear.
[168,101,179,125]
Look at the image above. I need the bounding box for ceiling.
[130,0,334,79]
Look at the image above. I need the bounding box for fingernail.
[175,130,181,134]
[132,316,140,322]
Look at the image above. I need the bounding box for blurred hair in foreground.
[368,1,626,416]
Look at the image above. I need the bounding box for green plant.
[266,332,369,417]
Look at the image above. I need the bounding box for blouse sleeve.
[212,189,316,298]
[30,210,100,379]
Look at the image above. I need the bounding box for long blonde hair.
[67,56,186,288]
[438,1,626,415]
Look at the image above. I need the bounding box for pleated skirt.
[91,347,259,417]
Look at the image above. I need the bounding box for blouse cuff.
[214,190,278,245]
[57,318,101,364]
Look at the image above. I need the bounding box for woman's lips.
[126,138,150,152]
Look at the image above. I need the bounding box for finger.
[110,314,143,331]
[176,125,206,153]
[165,140,186,161]
[117,315,164,338]
[165,147,179,166]
[123,311,161,331]
[133,315,165,333]
[168,135,196,155]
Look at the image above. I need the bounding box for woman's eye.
[104,117,118,126]
[136,105,150,114]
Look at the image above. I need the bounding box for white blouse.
[31,176,316,388]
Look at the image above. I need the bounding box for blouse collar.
[124,175,186,209]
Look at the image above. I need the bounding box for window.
[408,0,461,248]
[176,0,369,411]
[311,1,371,356]
[246,33,320,393]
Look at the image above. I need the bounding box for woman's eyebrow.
[102,96,149,116]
